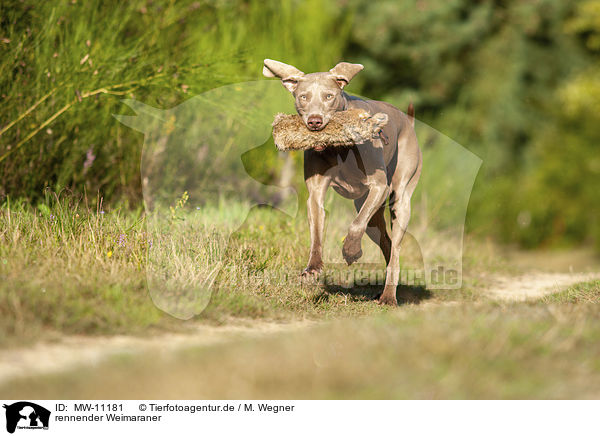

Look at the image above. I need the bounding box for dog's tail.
[407,102,415,127]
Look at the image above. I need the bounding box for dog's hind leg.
[379,189,411,305]
[354,197,391,265]
[380,164,421,306]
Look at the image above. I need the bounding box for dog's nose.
[307,115,323,130]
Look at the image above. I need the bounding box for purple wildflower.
[117,233,127,247]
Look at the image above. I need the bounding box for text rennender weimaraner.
[263,59,422,306]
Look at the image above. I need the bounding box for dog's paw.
[342,237,363,265]
[377,292,398,306]
[302,265,322,279]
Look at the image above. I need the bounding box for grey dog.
[263,59,422,306]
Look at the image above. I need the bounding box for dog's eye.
[326,94,334,100]
[299,95,307,101]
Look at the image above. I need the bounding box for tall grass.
[0,191,158,343]
[1,191,422,345]
[0,0,353,202]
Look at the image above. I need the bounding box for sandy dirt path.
[482,271,600,301]
[0,320,315,386]
[0,271,598,386]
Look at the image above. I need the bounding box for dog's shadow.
[315,283,432,306]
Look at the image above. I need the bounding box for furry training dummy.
[272,108,388,151]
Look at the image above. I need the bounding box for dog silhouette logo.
[3,402,50,434]
[116,81,481,318]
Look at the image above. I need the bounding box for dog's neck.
[338,92,350,111]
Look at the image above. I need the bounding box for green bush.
[346,0,598,249]
[1,0,599,250]
[0,0,351,203]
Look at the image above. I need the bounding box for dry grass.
[1,193,478,346]
[542,280,600,304]
[3,194,600,399]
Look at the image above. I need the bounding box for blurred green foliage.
[346,0,597,249]
[520,0,600,250]
[0,0,599,250]
[0,0,350,202]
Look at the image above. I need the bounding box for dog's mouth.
[307,124,326,132]
[313,145,326,152]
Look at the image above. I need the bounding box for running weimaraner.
[263,59,422,306]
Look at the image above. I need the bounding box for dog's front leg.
[303,173,331,277]
[342,169,389,265]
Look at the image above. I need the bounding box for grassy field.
[1,194,600,398]
[0,192,484,346]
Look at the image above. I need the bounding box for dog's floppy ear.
[329,62,364,89]
[263,59,305,93]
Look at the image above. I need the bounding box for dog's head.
[263,59,363,131]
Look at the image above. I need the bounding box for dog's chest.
[329,161,370,199]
